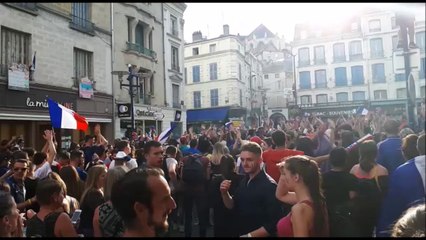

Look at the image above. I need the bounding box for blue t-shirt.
[376,137,405,174]
[186,148,201,155]
[77,167,87,181]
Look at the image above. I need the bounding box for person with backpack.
[322,147,359,237]
[26,178,78,237]
[181,137,211,237]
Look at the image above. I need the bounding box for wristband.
[247,233,252,237]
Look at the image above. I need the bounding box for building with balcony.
[162,3,187,137]
[0,3,113,150]
[292,8,425,118]
[112,3,171,138]
[184,25,263,129]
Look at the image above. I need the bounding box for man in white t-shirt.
[33,130,56,179]
[109,140,137,170]
[164,145,178,192]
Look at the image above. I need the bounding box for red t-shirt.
[262,148,304,182]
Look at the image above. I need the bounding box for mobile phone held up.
[71,209,82,225]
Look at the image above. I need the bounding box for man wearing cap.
[109,140,138,170]
[112,151,131,172]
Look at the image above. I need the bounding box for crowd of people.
[0,112,425,237]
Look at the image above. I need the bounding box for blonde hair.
[80,165,107,204]
[392,204,425,237]
[211,142,227,165]
[104,167,127,201]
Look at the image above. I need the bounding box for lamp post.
[397,12,417,129]
[115,64,143,134]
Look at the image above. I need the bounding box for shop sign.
[8,63,29,92]
[117,103,131,118]
[135,106,165,120]
[79,77,94,99]
[26,97,74,110]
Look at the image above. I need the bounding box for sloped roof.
[248,24,276,39]
[252,41,280,55]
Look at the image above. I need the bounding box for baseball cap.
[250,136,263,145]
[115,151,130,161]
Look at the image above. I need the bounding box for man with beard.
[220,142,285,237]
[111,168,176,237]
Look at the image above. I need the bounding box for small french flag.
[47,98,88,131]
[225,121,233,129]
[155,122,178,144]
[30,51,36,71]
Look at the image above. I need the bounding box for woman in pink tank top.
[275,156,329,237]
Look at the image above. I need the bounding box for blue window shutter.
[372,63,385,83]
[335,67,347,86]
[351,66,364,85]
[193,66,200,82]
[299,72,311,89]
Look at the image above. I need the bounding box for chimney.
[192,31,203,42]
[223,24,229,35]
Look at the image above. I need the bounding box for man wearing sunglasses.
[6,158,36,212]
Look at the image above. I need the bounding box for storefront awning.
[187,107,229,123]
[0,113,112,123]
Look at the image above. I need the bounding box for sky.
[183,3,425,43]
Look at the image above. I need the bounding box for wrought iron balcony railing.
[69,15,95,35]
[126,42,157,59]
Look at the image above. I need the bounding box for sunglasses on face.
[14,167,28,172]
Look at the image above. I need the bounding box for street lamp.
[114,64,143,134]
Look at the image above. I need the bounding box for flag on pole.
[47,98,88,131]
[156,122,178,144]
[30,51,36,71]
[355,106,369,116]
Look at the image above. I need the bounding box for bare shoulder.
[376,164,389,176]
[349,164,358,174]
[292,202,313,215]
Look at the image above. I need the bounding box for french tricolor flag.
[155,122,178,144]
[47,98,88,131]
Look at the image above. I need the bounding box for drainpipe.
[161,3,167,131]
[110,3,116,139]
